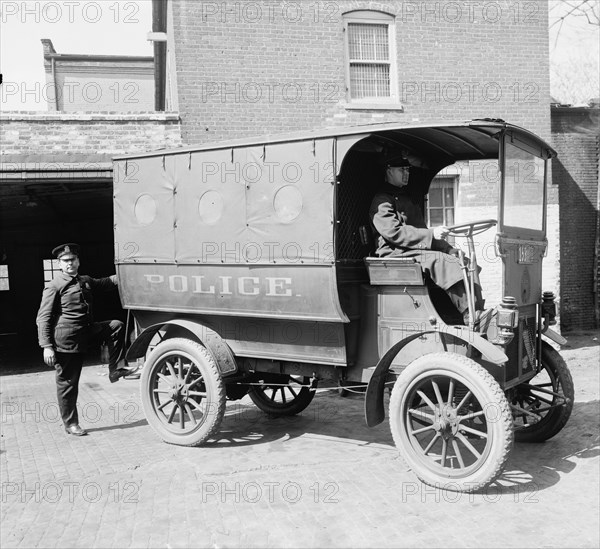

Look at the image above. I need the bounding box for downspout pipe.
[51,57,59,111]
[152,0,167,111]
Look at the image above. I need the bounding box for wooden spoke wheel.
[390,353,513,492]
[248,374,315,416]
[511,341,574,442]
[140,338,226,446]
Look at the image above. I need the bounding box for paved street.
[1,335,599,549]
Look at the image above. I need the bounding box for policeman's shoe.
[65,424,88,436]
[123,367,141,380]
[109,367,137,383]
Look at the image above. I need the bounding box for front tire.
[390,352,513,492]
[140,338,226,446]
[512,342,574,442]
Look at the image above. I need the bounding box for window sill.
[342,102,404,112]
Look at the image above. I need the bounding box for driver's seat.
[360,224,464,324]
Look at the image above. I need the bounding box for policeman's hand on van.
[433,226,449,240]
[43,347,56,367]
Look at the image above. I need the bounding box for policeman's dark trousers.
[91,320,125,373]
[385,249,483,317]
[55,320,124,426]
[446,281,484,317]
[55,352,84,426]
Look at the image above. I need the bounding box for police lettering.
[143,274,292,297]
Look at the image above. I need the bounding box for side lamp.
[541,291,557,329]
[494,296,519,345]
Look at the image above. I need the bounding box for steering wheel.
[446,219,497,237]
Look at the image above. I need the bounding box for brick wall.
[170,0,553,220]
[171,0,551,146]
[0,112,181,158]
[552,107,600,331]
[168,0,558,314]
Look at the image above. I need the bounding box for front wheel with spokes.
[390,352,513,492]
[140,338,226,446]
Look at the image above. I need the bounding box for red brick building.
[162,0,558,317]
[166,0,551,144]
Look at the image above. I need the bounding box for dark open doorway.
[0,178,123,363]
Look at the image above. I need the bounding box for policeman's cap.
[386,155,411,168]
[52,243,80,259]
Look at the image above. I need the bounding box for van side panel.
[116,263,347,322]
[114,138,346,315]
[132,310,348,366]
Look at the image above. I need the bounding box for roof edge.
[113,119,555,161]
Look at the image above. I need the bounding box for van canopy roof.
[115,118,556,165]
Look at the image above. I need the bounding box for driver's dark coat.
[36,272,117,353]
[369,184,463,290]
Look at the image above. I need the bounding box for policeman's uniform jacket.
[369,184,463,291]
[36,272,117,353]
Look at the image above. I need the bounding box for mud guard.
[364,327,508,428]
[126,319,238,376]
[542,327,567,346]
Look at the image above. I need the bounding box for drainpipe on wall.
[595,137,600,327]
[51,57,59,111]
[41,39,60,111]
[150,0,168,112]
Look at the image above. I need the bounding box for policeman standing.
[36,243,136,436]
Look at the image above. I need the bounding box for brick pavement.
[1,341,599,549]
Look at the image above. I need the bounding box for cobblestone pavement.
[1,335,599,548]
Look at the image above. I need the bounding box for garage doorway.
[0,178,123,363]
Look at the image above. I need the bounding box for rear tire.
[249,374,315,416]
[141,338,226,446]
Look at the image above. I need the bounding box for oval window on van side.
[134,194,157,226]
[273,185,303,223]
[198,190,224,225]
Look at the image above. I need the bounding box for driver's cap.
[52,243,80,259]
[386,154,411,168]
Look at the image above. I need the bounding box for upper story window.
[343,11,397,103]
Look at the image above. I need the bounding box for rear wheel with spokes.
[248,374,315,416]
[141,338,226,446]
[390,352,513,492]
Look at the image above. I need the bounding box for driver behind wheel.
[369,153,483,325]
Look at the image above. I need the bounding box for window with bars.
[344,11,396,102]
[43,259,61,288]
[426,178,457,227]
